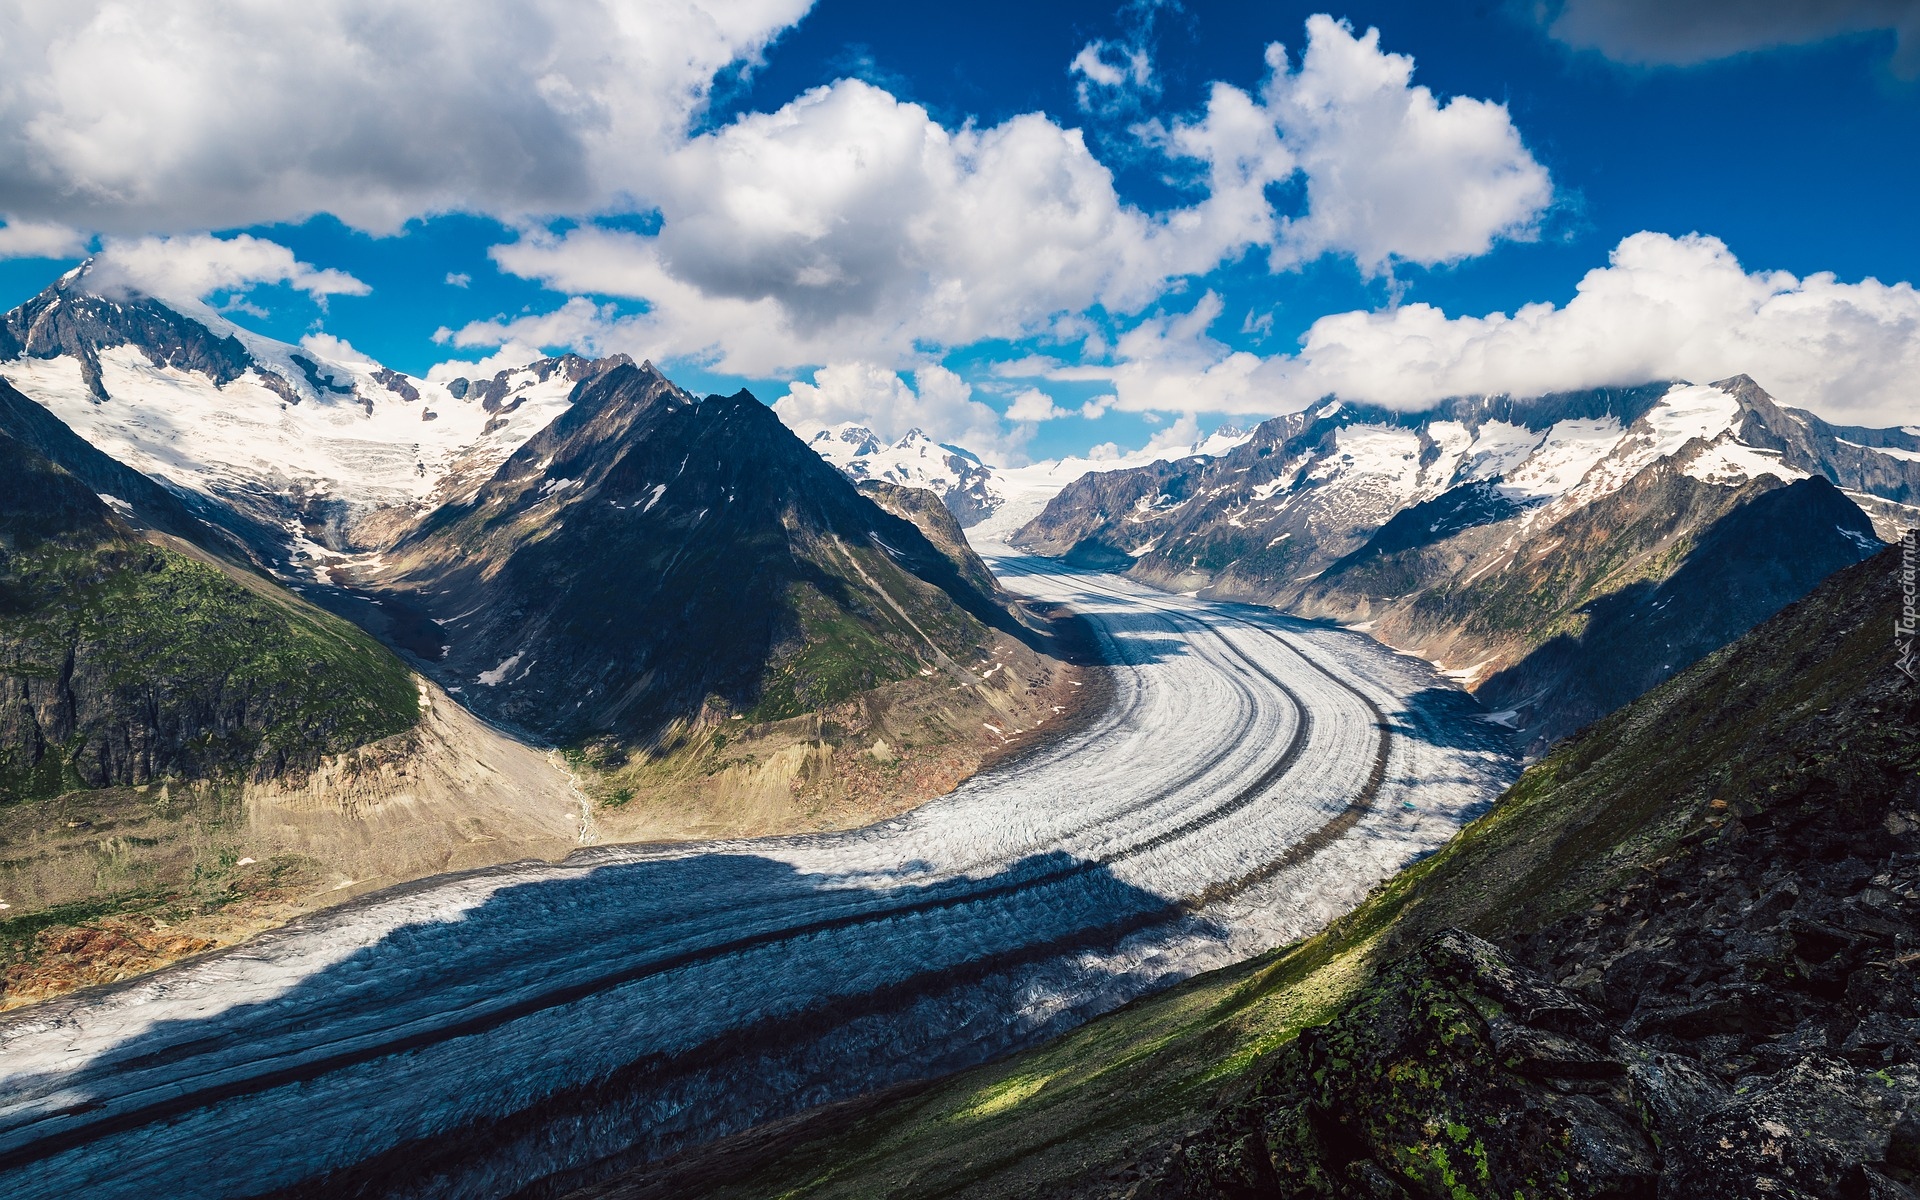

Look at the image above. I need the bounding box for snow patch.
[478,653,525,687]
[1683,440,1807,486]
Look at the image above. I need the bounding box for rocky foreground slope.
[1150,545,1920,1199]
[582,544,1918,1199]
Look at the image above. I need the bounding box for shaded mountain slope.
[382,362,1028,746]
[571,546,1918,1200]
[1017,378,1894,749]
[0,431,420,799]
[1307,468,1878,748]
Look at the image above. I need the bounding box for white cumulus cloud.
[1078,232,1920,428]
[0,0,812,233]
[1005,388,1073,423]
[89,233,370,304]
[464,16,1550,376]
[1260,16,1554,272]
[0,218,89,260]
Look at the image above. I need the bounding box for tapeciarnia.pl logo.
[1900,528,1918,684]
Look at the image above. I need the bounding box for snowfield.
[0,553,1517,1199]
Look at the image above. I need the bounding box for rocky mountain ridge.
[1146,546,1920,1199]
[1016,377,1906,746]
[363,362,1035,748]
[0,266,633,565]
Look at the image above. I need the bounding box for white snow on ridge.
[1839,438,1920,464]
[1,332,576,531]
[1459,420,1542,480]
[1683,440,1807,486]
[1497,418,1625,499]
[807,424,984,496]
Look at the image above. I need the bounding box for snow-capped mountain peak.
[802,422,1001,524]
[797,418,1256,534]
[0,267,633,561]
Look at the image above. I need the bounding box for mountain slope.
[578,544,1917,1200]
[1016,378,1896,747]
[0,271,1083,842]
[378,362,1032,747]
[0,416,591,1010]
[0,431,421,799]
[0,266,628,563]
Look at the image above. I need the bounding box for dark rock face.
[1,270,257,402]
[1337,479,1524,566]
[1158,926,1920,1199]
[290,353,355,395]
[372,367,419,403]
[1148,547,1920,1199]
[388,364,1017,745]
[1158,930,1662,1199]
[1723,374,1920,510]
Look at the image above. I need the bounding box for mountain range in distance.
[0,267,1085,1002]
[800,419,1254,542]
[1007,376,1914,748]
[0,259,1912,1006]
[4,261,1911,765]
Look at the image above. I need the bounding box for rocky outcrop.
[383,364,1037,747]
[856,479,1000,597]
[1158,927,1920,1199]
[1136,546,1920,1199]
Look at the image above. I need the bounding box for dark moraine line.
[269,594,1400,1199]
[2,569,1403,1200]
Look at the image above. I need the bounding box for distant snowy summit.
[805,424,1001,525]
[798,419,1255,537]
[0,263,640,567]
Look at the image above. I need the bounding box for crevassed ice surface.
[0,554,1518,1200]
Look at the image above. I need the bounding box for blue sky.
[2,1,1916,460]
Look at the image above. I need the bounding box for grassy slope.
[0,529,420,799]
[0,435,422,1000]
[603,546,1906,1200]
